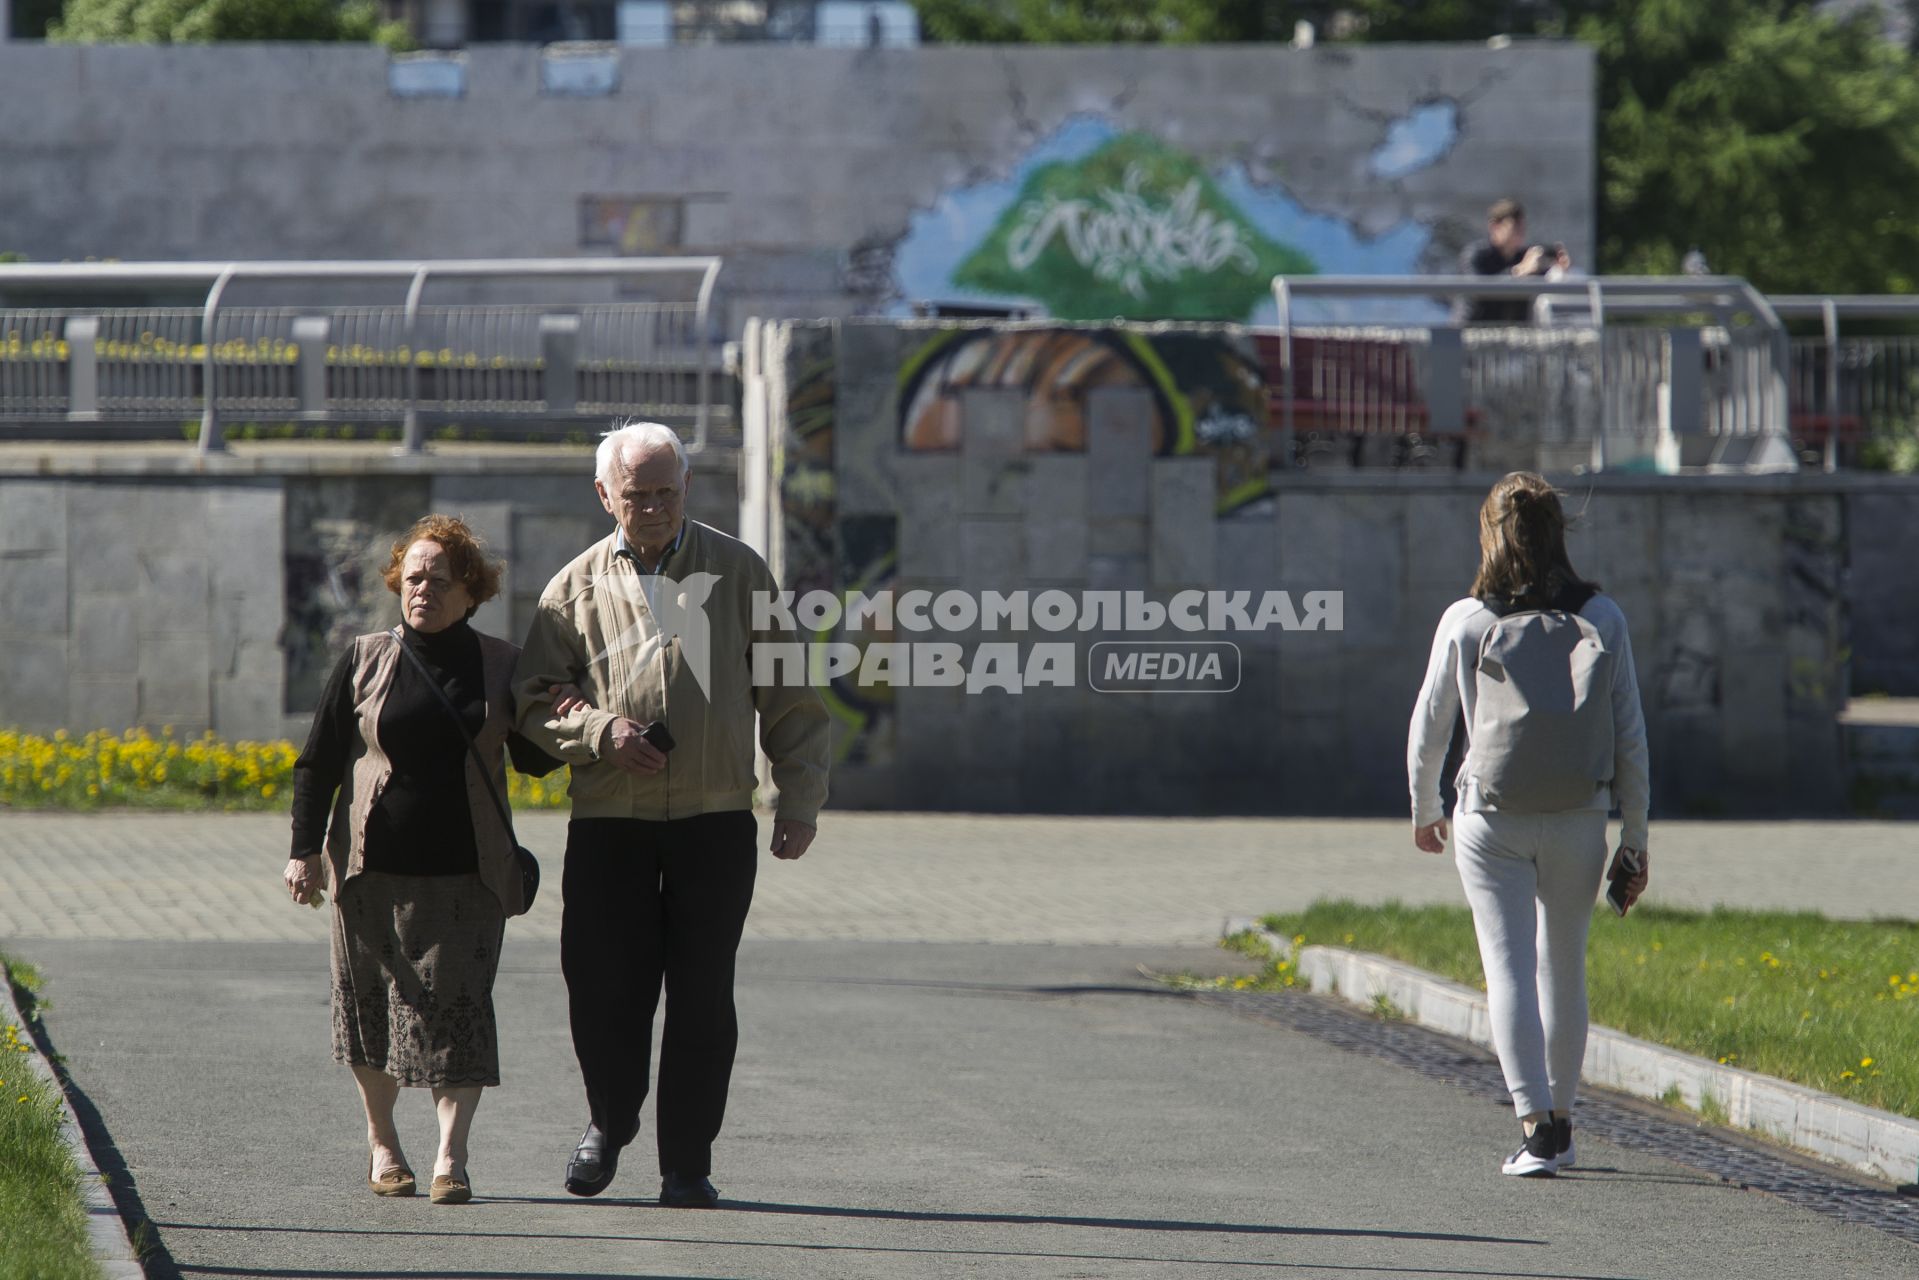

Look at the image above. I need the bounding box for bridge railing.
[1267,275,1795,472]
[0,257,724,454]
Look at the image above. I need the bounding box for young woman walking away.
[1407,472,1651,1177]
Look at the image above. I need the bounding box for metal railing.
[0,257,724,454]
[1268,275,1793,472]
[1772,296,1919,473]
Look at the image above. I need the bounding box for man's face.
[1490,214,1526,253]
[597,444,689,555]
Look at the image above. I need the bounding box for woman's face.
[399,540,473,633]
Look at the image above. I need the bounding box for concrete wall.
[1844,490,1919,697]
[750,318,1879,818]
[0,43,1594,327]
[0,445,737,742]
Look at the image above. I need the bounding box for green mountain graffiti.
[953,132,1316,321]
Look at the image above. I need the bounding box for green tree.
[52,0,412,46]
[1579,1,1919,294]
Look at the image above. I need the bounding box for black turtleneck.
[290,619,488,875]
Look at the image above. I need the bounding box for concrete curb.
[1262,934,1919,1188]
[3,963,146,1279]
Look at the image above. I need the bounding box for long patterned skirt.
[329,871,506,1087]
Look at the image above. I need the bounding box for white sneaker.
[1501,1125,1559,1177]
[1554,1116,1576,1169]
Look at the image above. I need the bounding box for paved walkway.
[3,812,1917,1279]
[5,811,1919,945]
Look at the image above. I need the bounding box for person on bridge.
[1406,472,1650,1177]
[283,515,564,1205]
[1457,198,1573,324]
[513,419,829,1209]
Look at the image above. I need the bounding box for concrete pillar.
[64,316,99,420]
[540,313,580,415]
[292,315,330,419]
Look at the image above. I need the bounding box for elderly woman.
[282,515,561,1205]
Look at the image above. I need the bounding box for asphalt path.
[19,935,1919,1280]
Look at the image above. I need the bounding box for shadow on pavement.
[15,991,186,1280]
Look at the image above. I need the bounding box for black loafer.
[659,1170,719,1208]
[565,1124,621,1197]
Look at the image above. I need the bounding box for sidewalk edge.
[3,962,146,1279]
[1255,932,1919,1188]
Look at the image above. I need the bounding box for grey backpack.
[1463,598,1616,812]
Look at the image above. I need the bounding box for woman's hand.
[549,683,593,717]
[284,855,323,907]
[1413,819,1449,854]
[1610,845,1650,910]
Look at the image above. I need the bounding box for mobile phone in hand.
[640,721,677,754]
[1607,847,1643,917]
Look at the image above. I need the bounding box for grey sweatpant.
[1453,809,1611,1118]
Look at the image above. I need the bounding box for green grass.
[1262,901,1919,1120]
[0,956,103,1280]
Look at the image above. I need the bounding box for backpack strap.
[389,627,517,844]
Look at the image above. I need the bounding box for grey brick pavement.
[2,811,1915,945]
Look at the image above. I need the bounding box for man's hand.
[549,682,592,717]
[283,854,323,906]
[769,819,815,861]
[1412,819,1449,854]
[1514,245,1549,276]
[605,717,667,775]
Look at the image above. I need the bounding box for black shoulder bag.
[390,629,540,916]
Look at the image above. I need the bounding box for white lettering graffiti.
[1004,163,1260,300]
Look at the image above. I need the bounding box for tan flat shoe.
[368,1153,417,1198]
[430,1172,472,1205]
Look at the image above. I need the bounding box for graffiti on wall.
[896,328,1273,512]
[890,112,1458,324]
[772,326,906,769]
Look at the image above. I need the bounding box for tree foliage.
[1579,1,1919,294]
[908,0,1919,294]
[51,0,411,47]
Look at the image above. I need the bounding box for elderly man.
[514,420,829,1208]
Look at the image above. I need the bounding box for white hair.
[595,419,688,487]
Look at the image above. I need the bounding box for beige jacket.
[322,628,529,915]
[512,520,830,825]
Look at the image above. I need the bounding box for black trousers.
[560,811,758,1177]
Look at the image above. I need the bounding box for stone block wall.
[0,43,1593,331]
[0,447,737,742]
[750,318,1866,818]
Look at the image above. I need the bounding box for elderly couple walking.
[281,420,829,1208]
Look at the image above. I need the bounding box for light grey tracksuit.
[1408,594,1650,1117]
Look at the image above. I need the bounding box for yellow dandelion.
[1861,1057,1874,1068]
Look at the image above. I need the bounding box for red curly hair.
[381,515,502,618]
